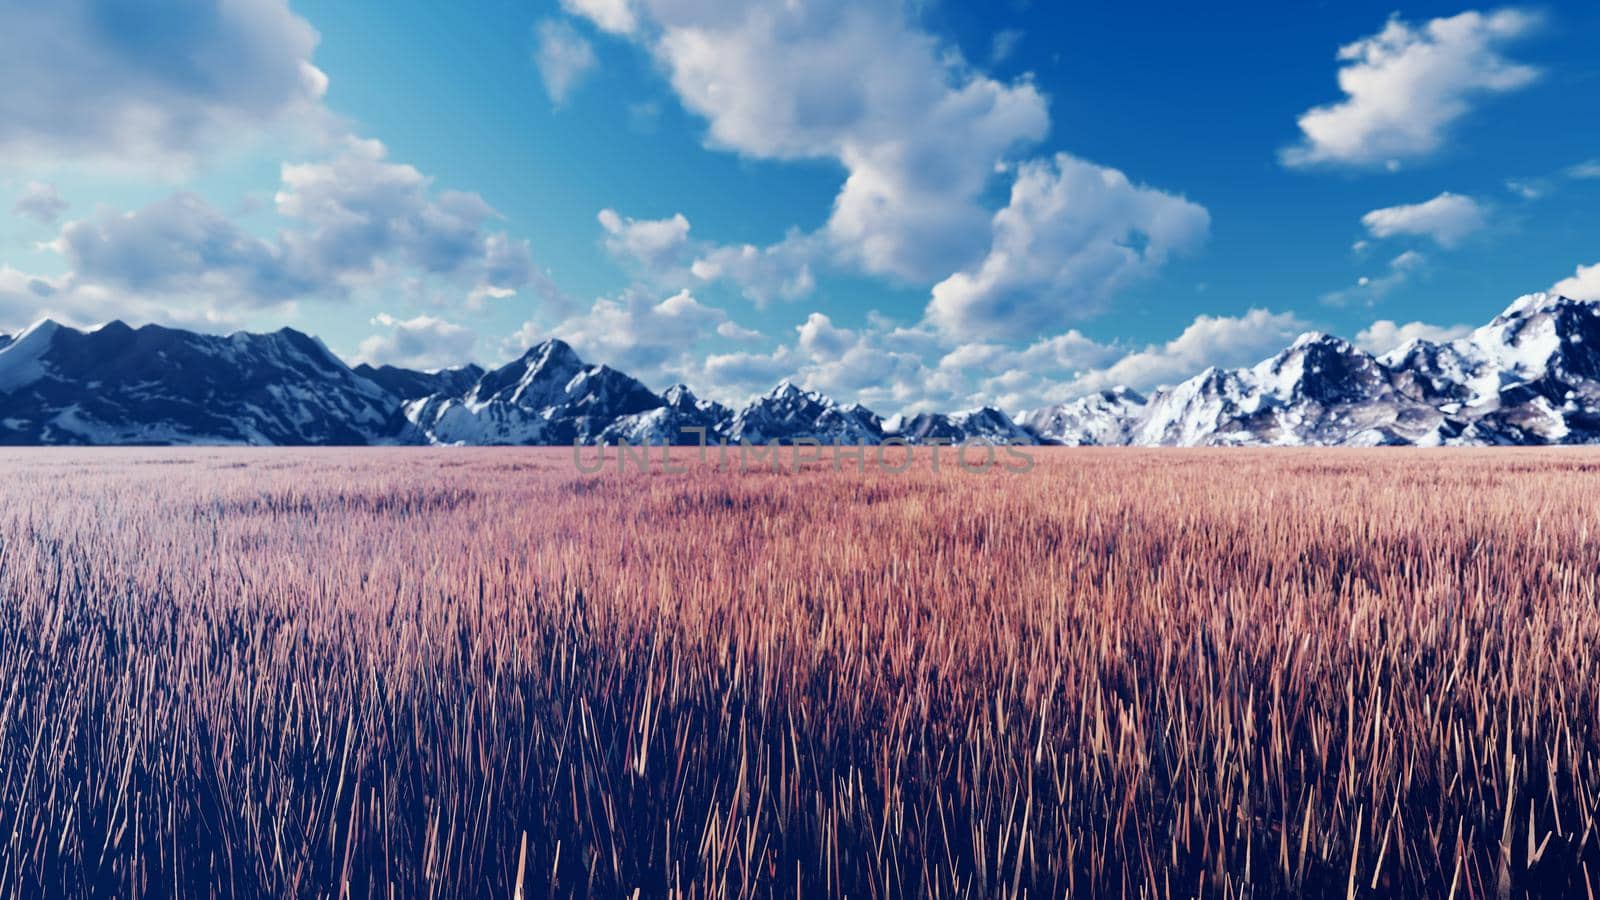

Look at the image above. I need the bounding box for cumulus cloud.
[560,0,636,35]
[1361,193,1486,247]
[1554,263,1600,301]
[598,208,817,304]
[569,0,1049,284]
[1354,319,1473,354]
[356,313,477,370]
[275,138,533,291]
[927,153,1209,340]
[729,313,936,406]
[12,182,69,225]
[694,345,803,399]
[689,236,817,306]
[598,208,691,272]
[1068,309,1308,396]
[0,0,329,169]
[678,305,1307,415]
[0,265,236,332]
[535,19,598,105]
[546,287,761,385]
[1282,9,1540,170]
[569,0,1206,342]
[37,139,541,321]
[795,312,855,359]
[925,329,1124,412]
[57,192,311,306]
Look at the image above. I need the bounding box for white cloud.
[598,207,817,304]
[927,153,1209,340]
[668,310,952,410]
[1568,160,1600,180]
[0,0,329,170]
[1068,309,1308,396]
[715,320,763,341]
[0,265,239,333]
[40,138,540,321]
[274,138,537,295]
[572,291,1307,414]
[548,287,760,385]
[689,235,817,306]
[11,181,68,225]
[356,313,477,369]
[560,0,636,35]
[795,312,855,359]
[1282,9,1540,169]
[1322,250,1427,307]
[570,0,1206,340]
[698,345,803,399]
[535,19,598,106]
[926,329,1124,413]
[57,192,311,306]
[1554,262,1600,301]
[762,307,1302,414]
[570,0,1049,283]
[598,208,691,272]
[1354,319,1473,354]
[1361,193,1486,247]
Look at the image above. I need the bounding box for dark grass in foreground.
[2,448,1600,898]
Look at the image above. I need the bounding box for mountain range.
[1,291,1597,447]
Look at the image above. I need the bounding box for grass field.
[2,448,1599,898]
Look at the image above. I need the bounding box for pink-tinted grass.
[1,448,1599,898]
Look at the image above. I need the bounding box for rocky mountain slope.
[0,320,397,444]
[1,292,1596,446]
[1027,292,1600,446]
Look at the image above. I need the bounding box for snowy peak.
[354,362,485,402]
[470,338,586,407]
[0,319,396,445]
[403,339,676,446]
[562,365,662,418]
[1476,293,1600,381]
[888,406,1036,445]
[727,381,883,444]
[1021,387,1148,446]
[1253,332,1391,406]
[1028,294,1600,447]
[4,290,1598,448]
[597,384,733,446]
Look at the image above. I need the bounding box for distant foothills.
[0,292,1597,448]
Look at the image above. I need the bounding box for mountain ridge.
[2,293,1597,447]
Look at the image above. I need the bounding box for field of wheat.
[1,448,1599,898]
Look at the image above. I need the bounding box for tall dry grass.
[1,448,1599,898]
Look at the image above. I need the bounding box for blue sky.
[1,0,1598,414]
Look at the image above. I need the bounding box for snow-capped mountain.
[353,362,485,403]
[1130,333,1434,447]
[724,381,885,445]
[595,385,732,445]
[1025,293,1600,447]
[0,319,399,445]
[400,339,665,445]
[3,292,1597,448]
[885,407,1038,445]
[1019,387,1148,446]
